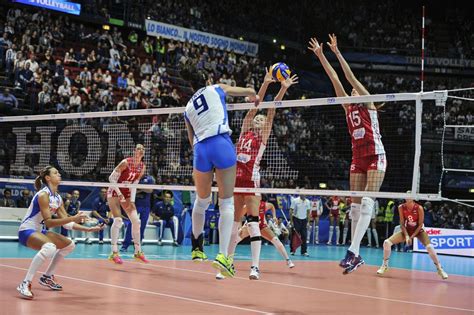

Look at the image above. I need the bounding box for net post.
[411,93,423,198]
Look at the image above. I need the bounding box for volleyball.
[271,62,291,82]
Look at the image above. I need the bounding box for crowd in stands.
[0,4,472,229]
[139,0,473,59]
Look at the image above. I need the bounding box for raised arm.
[327,34,372,99]
[241,67,274,133]
[308,37,349,111]
[260,74,299,145]
[217,84,260,106]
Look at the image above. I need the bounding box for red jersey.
[107,157,145,199]
[236,130,265,181]
[346,104,385,158]
[118,157,145,183]
[329,196,341,214]
[400,202,423,235]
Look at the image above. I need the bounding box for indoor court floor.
[1,242,472,314]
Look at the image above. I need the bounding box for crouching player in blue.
[17,166,104,299]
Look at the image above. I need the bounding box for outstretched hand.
[282,74,299,89]
[264,66,275,84]
[308,37,324,57]
[327,33,339,54]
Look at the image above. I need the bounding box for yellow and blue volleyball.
[271,62,291,82]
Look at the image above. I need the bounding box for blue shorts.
[194,134,236,172]
[18,229,47,247]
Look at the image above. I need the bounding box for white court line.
[130,261,474,313]
[0,263,271,315]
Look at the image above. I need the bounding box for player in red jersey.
[228,68,298,280]
[326,195,342,245]
[308,196,323,244]
[309,35,386,274]
[377,197,448,279]
[217,199,295,279]
[107,143,148,264]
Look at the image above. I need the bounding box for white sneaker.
[437,267,448,280]
[215,272,226,280]
[249,266,260,280]
[17,280,34,299]
[287,260,295,268]
[377,265,388,275]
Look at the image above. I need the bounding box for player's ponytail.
[35,165,55,191]
[34,176,42,191]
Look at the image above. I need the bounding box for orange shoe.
[109,252,123,264]
[134,251,149,263]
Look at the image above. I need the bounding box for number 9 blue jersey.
[184,85,230,145]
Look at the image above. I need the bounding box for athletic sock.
[248,222,261,268]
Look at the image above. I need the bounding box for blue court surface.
[1,242,472,277]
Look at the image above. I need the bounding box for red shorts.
[107,187,131,199]
[330,209,339,220]
[350,154,387,174]
[259,221,268,230]
[311,211,319,219]
[235,176,260,196]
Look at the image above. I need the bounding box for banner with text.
[413,227,474,257]
[13,0,81,16]
[454,127,474,141]
[145,20,258,56]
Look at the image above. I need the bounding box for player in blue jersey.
[17,166,104,299]
[185,83,259,278]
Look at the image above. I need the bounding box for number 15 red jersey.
[346,104,385,158]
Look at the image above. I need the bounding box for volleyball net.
[0,89,470,202]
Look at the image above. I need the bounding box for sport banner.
[413,227,474,257]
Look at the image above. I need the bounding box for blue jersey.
[19,186,63,232]
[93,196,109,218]
[184,85,230,145]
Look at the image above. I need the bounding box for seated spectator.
[127,72,139,94]
[103,70,112,86]
[275,217,290,244]
[57,80,71,98]
[91,188,112,244]
[170,88,181,103]
[69,89,81,111]
[0,87,18,114]
[140,58,153,77]
[87,50,97,68]
[117,96,129,110]
[16,189,32,208]
[140,75,153,95]
[64,48,78,66]
[25,54,39,73]
[17,62,33,89]
[56,96,67,113]
[76,47,88,67]
[108,54,121,73]
[80,66,92,84]
[117,72,127,89]
[151,191,179,246]
[0,189,16,207]
[37,85,51,113]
